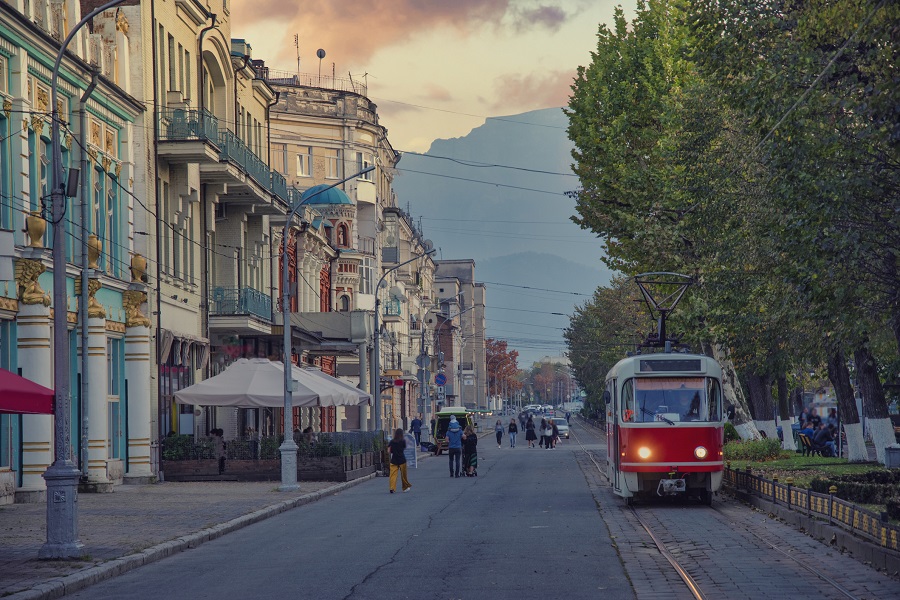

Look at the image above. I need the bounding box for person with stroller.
[462,425,478,477]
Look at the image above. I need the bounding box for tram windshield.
[620,377,721,423]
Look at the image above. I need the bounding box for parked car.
[432,408,475,455]
[552,418,570,439]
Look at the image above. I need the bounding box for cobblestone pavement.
[0,480,339,597]
[572,422,900,599]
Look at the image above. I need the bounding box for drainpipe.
[79,70,99,480]
[200,183,209,379]
[197,15,218,113]
[266,92,279,166]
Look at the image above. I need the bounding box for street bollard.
[772,475,778,504]
[786,477,794,510]
[829,485,837,524]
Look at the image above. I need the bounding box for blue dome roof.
[300,184,353,205]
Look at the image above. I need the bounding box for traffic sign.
[437,385,446,400]
[434,373,447,386]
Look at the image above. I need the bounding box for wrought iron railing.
[210,286,272,321]
[218,130,271,191]
[725,466,900,552]
[252,67,368,97]
[383,298,402,317]
[158,108,219,142]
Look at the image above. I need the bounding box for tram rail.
[568,419,863,600]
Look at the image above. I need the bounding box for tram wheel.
[624,495,634,507]
[699,489,712,506]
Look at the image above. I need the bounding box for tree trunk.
[746,372,777,440]
[777,374,795,450]
[791,385,805,418]
[711,343,760,440]
[854,346,894,465]
[826,346,867,462]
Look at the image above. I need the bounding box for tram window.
[630,377,719,422]
[621,380,635,422]
[707,378,722,421]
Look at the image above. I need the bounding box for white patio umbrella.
[300,367,371,405]
[174,358,366,408]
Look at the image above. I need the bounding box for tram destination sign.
[639,359,702,373]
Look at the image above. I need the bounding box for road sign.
[434,373,447,386]
[437,385,446,401]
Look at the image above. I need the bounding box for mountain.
[392,108,613,363]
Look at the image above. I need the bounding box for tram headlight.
[637,447,651,459]
[694,446,708,459]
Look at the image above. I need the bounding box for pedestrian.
[387,428,412,493]
[446,415,463,478]
[518,411,527,434]
[525,415,537,448]
[462,425,478,477]
[539,418,549,449]
[826,408,838,428]
[565,411,571,424]
[430,416,437,440]
[410,414,423,446]
[550,420,560,449]
[495,419,504,448]
[809,407,822,428]
[213,428,226,474]
[508,418,518,448]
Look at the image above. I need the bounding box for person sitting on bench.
[812,423,836,457]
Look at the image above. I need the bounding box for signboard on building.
[463,376,475,386]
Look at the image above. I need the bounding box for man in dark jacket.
[812,423,836,457]
[446,416,463,478]
[410,415,423,446]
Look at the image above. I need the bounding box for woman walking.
[495,419,504,448]
[539,418,549,449]
[508,418,518,448]
[387,428,412,493]
[550,420,560,449]
[462,425,478,476]
[525,416,537,448]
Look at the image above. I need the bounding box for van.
[432,408,474,455]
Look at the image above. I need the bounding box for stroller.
[463,451,478,477]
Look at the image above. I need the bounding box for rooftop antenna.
[293,34,300,74]
[633,272,693,353]
[316,49,326,85]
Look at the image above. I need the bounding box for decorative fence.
[725,466,900,552]
[161,431,382,461]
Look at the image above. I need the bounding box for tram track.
[569,419,864,600]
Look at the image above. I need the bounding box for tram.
[605,352,725,505]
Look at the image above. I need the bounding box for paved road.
[70,432,633,600]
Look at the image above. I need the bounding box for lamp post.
[279,166,373,492]
[372,248,435,432]
[42,0,131,559]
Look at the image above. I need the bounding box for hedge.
[809,470,900,506]
[723,438,784,461]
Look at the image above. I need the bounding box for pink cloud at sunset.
[489,69,575,112]
[233,1,574,66]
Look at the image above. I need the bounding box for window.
[356,152,373,180]
[184,50,191,100]
[621,377,719,423]
[0,56,7,94]
[107,338,124,459]
[339,295,350,311]
[359,257,374,295]
[0,321,18,470]
[0,96,11,230]
[324,148,340,179]
[296,147,311,177]
[168,35,176,91]
[160,347,196,436]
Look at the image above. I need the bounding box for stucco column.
[124,323,152,481]
[16,302,54,501]
[86,316,110,487]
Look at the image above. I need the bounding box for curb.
[7,474,376,600]
[726,486,900,577]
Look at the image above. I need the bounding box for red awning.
[0,368,54,415]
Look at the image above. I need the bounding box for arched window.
[339,295,350,312]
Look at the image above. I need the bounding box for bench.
[797,433,823,457]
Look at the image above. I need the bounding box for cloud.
[234,1,514,65]
[488,69,575,112]
[422,84,454,103]
[512,6,569,32]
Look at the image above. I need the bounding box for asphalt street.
[69,429,632,600]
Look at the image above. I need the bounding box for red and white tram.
[605,352,724,505]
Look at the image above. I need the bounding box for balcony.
[382,298,402,323]
[157,108,221,163]
[209,287,273,334]
[218,130,271,191]
[356,236,376,256]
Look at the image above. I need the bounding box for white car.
[551,418,570,439]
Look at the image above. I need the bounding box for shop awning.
[0,368,54,414]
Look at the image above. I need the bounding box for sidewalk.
[0,477,371,599]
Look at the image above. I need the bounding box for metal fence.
[160,431,383,462]
[210,286,272,321]
[725,467,900,552]
[158,108,219,142]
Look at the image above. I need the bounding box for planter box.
[886,446,900,469]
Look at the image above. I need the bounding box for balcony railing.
[158,108,219,142]
[383,298,402,318]
[356,236,376,256]
[218,130,271,191]
[271,171,288,203]
[253,67,367,97]
[210,286,272,321]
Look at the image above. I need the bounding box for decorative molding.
[0,297,18,312]
[122,290,150,328]
[15,259,51,306]
[115,9,130,34]
[3,98,11,120]
[30,113,45,136]
[107,320,126,334]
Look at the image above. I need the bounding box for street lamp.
[43,0,132,559]
[371,246,435,432]
[279,166,374,492]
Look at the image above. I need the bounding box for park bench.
[797,433,823,457]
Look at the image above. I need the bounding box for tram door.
[606,380,621,492]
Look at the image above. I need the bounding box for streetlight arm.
[279,164,375,492]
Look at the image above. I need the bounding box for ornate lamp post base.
[38,462,83,559]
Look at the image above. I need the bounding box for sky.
[233,0,634,152]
